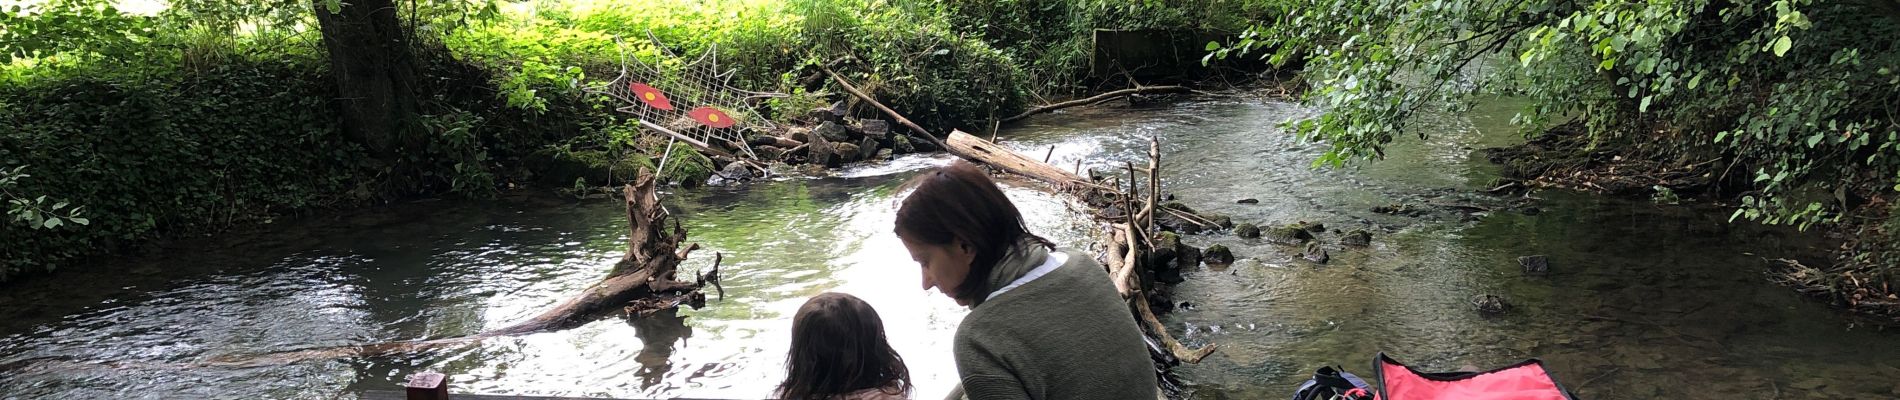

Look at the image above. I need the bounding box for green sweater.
[952,246,1158,400]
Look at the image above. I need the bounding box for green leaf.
[1205,41,1220,51]
[1599,58,1615,70]
[70,217,88,226]
[1771,36,1792,57]
[1687,74,1702,89]
[1639,96,1652,112]
[1715,131,1729,142]
[1807,133,1822,147]
[43,218,60,229]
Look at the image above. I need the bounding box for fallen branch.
[201,169,722,366]
[1002,86,1190,123]
[1114,223,1141,298]
[944,130,1121,198]
[1135,290,1217,364]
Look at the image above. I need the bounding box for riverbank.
[0,0,1278,283]
[1484,121,1899,324]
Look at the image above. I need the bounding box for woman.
[894,161,1156,400]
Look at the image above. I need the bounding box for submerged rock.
[1234,223,1262,238]
[1176,242,1202,267]
[1157,212,1206,234]
[1203,244,1234,264]
[1209,215,1235,230]
[1300,221,1327,233]
[1266,224,1314,244]
[1342,230,1373,246]
[710,161,754,185]
[1471,294,1511,314]
[1520,255,1550,276]
[1237,198,1260,204]
[1302,242,1329,264]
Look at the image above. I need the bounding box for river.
[3,96,1898,399]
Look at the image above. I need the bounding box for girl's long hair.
[777,292,911,400]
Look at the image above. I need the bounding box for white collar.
[985,251,1068,301]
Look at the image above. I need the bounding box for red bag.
[1374,353,1577,400]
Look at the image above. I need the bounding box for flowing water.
[4,96,1899,399]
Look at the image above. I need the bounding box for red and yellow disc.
[628,82,674,110]
[689,106,736,128]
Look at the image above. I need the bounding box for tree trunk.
[314,0,421,163]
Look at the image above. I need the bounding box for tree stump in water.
[485,168,716,336]
[204,168,720,366]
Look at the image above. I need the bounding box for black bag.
[1292,366,1376,400]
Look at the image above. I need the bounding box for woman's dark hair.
[777,292,911,400]
[894,161,1053,302]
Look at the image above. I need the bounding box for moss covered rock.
[1266,224,1315,244]
[1203,244,1234,264]
[660,142,715,188]
[1234,223,1261,238]
[1342,229,1373,246]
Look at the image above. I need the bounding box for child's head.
[778,292,910,400]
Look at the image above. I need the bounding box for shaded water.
[4,97,1900,399]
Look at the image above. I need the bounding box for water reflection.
[628,309,694,390]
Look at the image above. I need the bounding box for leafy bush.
[1226,0,1900,229]
[0,59,366,279]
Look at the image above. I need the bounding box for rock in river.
[1302,242,1329,264]
[1203,244,1234,264]
[1520,255,1550,276]
[1234,223,1262,238]
[1471,294,1511,314]
[1342,229,1373,246]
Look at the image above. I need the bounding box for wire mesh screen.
[585,36,783,161]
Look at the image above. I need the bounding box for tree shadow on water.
[627,308,694,390]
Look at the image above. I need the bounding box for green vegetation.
[1214,0,1898,314]
[0,0,1258,281]
[1219,0,1899,230]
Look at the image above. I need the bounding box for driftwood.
[487,169,710,335]
[202,169,721,366]
[944,130,1121,200]
[821,66,952,151]
[1001,86,1190,123]
[1136,290,1217,364]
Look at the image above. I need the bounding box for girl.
[778,292,912,400]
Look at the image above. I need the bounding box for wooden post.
[404,372,449,400]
